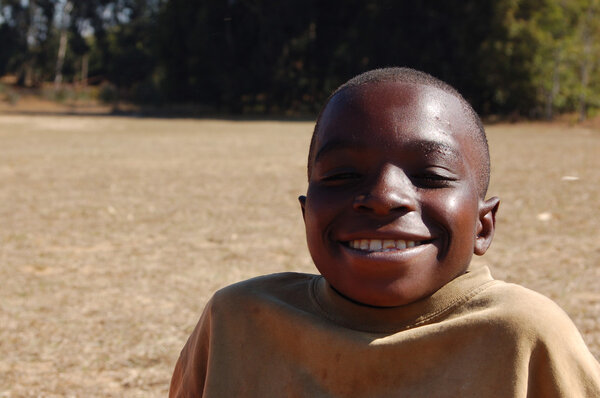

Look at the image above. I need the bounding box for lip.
[336,230,434,243]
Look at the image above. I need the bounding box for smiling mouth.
[345,239,428,253]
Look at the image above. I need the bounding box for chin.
[333,280,430,308]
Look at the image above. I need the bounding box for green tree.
[0,0,58,86]
[572,0,600,120]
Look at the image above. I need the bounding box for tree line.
[0,0,599,119]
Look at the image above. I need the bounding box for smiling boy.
[170,68,600,397]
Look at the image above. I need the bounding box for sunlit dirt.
[1,115,598,396]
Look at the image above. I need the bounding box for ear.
[474,196,500,256]
[298,195,307,220]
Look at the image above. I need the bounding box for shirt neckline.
[310,266,495,334]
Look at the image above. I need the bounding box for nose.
[353,164,417,215]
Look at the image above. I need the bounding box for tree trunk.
[578,5,594,122]
[54,29,68,89]
[54,1,72,90]
[544,48,561,120]
[81,54,89,87]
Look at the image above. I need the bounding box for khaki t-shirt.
[170,267,600,397]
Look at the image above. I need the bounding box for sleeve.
[169,298,214,398]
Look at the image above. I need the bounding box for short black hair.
[307,67,490,197]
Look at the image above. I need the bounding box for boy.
[170,68,600,397]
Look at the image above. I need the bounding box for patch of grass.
[41,85,97,104]
[0,83,20,104]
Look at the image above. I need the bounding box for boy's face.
[300,81,499,307]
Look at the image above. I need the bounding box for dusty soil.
[0,115,598,396]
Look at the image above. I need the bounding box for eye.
[412,171,457,188]
[320,170,361,184]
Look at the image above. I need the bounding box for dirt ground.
[0,114,598,397]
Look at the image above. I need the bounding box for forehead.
[314,81,479,162]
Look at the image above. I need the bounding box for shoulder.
[476,281,600,394]
[208,272,320,315]
[469,280,587,346]
[483,281,569,317]
[214,272,317,299]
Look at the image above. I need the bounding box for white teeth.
[383,240,395,249]
[369,240,382,251]
[348,239,422,252]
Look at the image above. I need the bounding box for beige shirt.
[170,267,600,397]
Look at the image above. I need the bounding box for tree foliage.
[1,0,599,118]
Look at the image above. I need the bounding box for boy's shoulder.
[463,276,590,348]
[208,272,320,317]
[476,278,571,320]
[214,271,317,298]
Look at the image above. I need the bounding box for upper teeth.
[349,239,421,252]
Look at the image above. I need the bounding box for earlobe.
[298,195,307,220]
[474,196,500,256]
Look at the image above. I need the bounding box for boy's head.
[299,67,500,307]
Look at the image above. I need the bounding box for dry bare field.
[0,115,598,397]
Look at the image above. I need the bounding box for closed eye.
[321,171,362,184]
[412,173,457,188]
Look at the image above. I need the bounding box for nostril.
[353,194,371,211]
[353,203,371,212]
[353,190,416,214]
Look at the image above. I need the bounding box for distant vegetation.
[0,0,599,119]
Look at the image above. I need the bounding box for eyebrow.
[410,140,461,161]
[314,137,461,163]
[314,140,359,163]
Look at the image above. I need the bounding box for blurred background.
[1,0,600,120]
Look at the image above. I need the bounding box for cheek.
[305,186,350,222]
[449,197,479,245]
[448,194,477,219]
[303,188,336,240]
[424,189,479,235]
